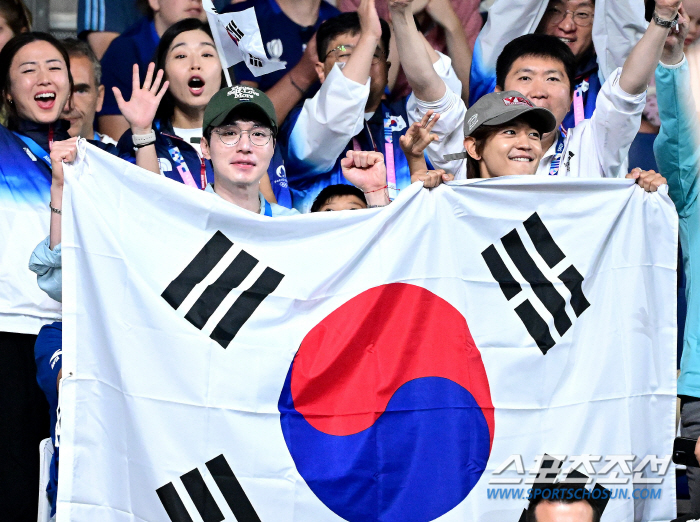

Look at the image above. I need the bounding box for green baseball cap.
[203,85,278,136]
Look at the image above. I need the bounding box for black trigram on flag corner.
[157,454,261,522]
[162,230,285,348]
[226,20,244,44]
[482,212,590,354]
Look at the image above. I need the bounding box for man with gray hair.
[60,38,117,146]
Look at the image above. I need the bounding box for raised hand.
[113,63,169,135]
[662,5,689,65]
[341,150,387,192]
[399,110,440,159]
[389,0,430,14]
[358,0,383,40]
[654,0,681,21]
[49,137,80,187]
[626,168,667,192]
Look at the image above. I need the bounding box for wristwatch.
[653,11,679,29]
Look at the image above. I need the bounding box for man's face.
[316,32,389,105]
[500,55,572,132]
[148,0,206,29]
[62,54,103,138]
[684,0,700,47]
[539,0,594,59]
[533,500,594,522]
[201,119,275,188]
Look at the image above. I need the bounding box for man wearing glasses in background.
[471,0,647,129]
[279,0,461,213]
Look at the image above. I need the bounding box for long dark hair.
[153,18,221,125]
[0,32,73,129]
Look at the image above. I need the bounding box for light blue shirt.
[654,57,700,397]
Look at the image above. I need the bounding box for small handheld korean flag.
[203,0,286,83]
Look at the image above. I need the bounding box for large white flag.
[58,142,678,522]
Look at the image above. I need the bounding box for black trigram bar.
[162,231,233,309]
[206,454,262,522]
[559,265,590,317]
[249,55,263,67]
[482,244,522,300]
[185,250,259,330]
[523,213,565,268]
[157,455,261,522]
[226,21,243,40]
[211,267,284,347]
[515,300,555,353]
[502,229,572,336]
[156,482,194,522]
[181,468,224,522]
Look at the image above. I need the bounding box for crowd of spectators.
[1,0,699,520]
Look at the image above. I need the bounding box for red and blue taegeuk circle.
[278,283,494,521]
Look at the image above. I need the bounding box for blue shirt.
[654,58,700,398]
[99,17,160,117]
[34,321,63,515]
[222,0,340,92]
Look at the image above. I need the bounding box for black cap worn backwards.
[444,91,556,161]
[203,85,278,136]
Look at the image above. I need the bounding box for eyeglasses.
[545,5,594,27]
[212,126,273,147]
[322,44,385,65]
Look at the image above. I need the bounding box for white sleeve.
[407,84,467,179]
[584,67,646,177]
[474,0,549,77]
[433,51,463,104]
[287,64,369,176]
[592,0,647,81]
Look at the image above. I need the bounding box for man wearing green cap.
[200,85,391,215]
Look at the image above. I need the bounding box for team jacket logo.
[161,231,284,348]
[157,454,261,522]
[279,283,494,521]
[482,212,590,354]
[266,39,283,60]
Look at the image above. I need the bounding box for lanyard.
[263,198,272,217]
[548,125,568,176]
[573,76,590,127]
[351,115,398,200]
[166,144,206,190]
[13,128,53,168]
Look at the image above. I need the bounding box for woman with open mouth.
[116,18,291,208]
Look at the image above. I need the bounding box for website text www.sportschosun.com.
[486,487,662,501]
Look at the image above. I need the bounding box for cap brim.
[480,106,556,136]
[209,104,277,134]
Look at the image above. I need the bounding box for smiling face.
[201,119,275,188]
[500,55,572,131]
[8,40,71,124]
[62,54,103,138]
[464,120,543,178]
[539,0,594,59]
[164,29,221,115]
